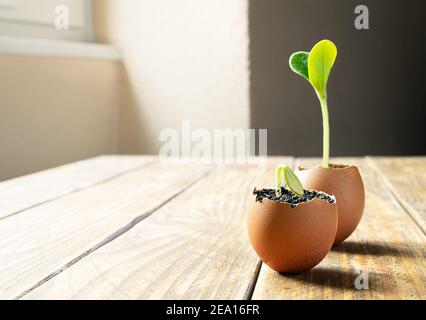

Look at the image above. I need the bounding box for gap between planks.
[15,168,214,300]
[366,157,426,237]
[243,260,262,300]
[0,157,157,222]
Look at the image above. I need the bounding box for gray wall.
[249,0,426,156]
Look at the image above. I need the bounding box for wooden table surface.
[0,156,424,300]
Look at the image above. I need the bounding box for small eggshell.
[247,197,338,273]
[297,165,365,245]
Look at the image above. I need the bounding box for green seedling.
[289,40,337,168]
[275,164,304,198]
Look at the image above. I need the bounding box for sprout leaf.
[283,166,304,197]
[308,40,337,98]
[289,51,309,81]
[275,164,304,198]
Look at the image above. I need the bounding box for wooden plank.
[367,156,426,234]
[24,157,292,299]
[252,157,426,300]
[0,161,210,299]
[0,155,154,220]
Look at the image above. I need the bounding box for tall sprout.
[289,40,337,168]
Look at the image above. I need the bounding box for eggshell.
[297,165,365,245]
[247,197,338,273]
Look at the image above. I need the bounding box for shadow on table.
[332,240,421,258]
[280,267,381,291]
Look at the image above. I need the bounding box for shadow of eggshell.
[247,197,338,273]
[297,165,365,245]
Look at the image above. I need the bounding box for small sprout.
[275,164,304,198]
[289,40,337,168]
[283,166,304,197]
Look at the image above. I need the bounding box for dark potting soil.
[253,187,335,208]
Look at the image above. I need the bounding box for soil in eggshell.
[253,187,335,208]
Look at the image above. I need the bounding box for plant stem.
[318,94,330,168]
[275,165,284,197]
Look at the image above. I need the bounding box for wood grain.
[0,155,153,220]
[24,158,292,299]
[0,161,209,299]
[1,156,424,300]
[252,157,426,300]
[367,157,426,234]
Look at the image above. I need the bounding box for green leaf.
[289,51,309,80]
[307,40,337,98]
[283,166,304,198]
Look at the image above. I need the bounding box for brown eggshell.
[297,165,365,245]
[247,197,338,273]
